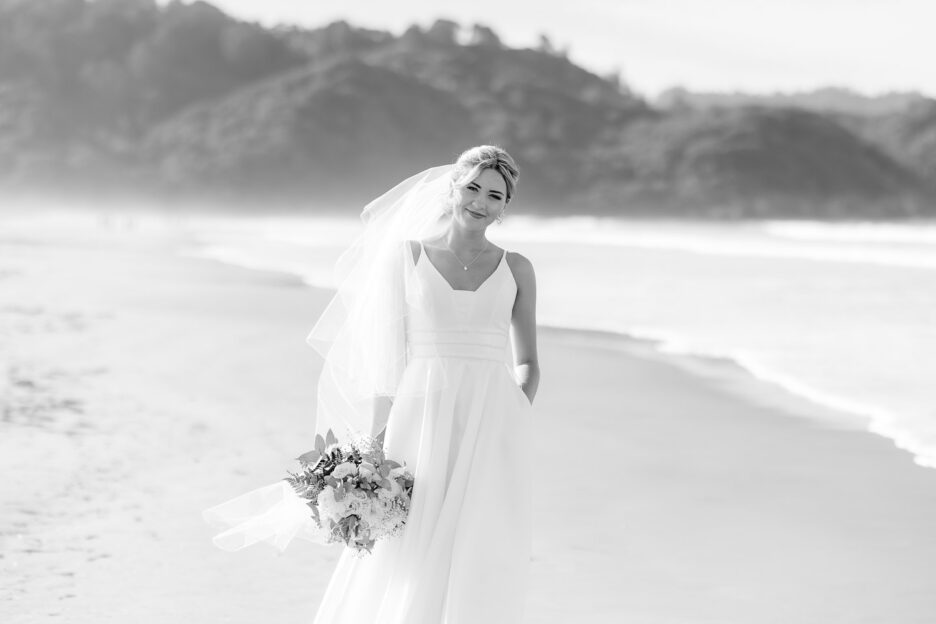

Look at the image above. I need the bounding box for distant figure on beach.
[310,145,540,622]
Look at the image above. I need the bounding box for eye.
[466,185,479,192]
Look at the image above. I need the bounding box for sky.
[191,0,935,99]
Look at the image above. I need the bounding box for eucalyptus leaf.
[315,433,325,452]
[296,449,322,466]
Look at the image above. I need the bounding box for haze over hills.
[655,87,929,117]
[1,0,934,218]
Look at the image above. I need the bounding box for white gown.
[311,241,534,623]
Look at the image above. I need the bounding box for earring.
[496,210,505,224]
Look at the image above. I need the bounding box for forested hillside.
[1,0,933,217]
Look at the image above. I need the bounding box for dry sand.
[2,218,935,623]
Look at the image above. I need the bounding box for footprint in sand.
[4,365,96,430]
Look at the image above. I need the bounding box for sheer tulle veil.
[306,163,458,447]
[202,163,459,552]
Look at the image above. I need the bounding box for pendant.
[463,266,468,271]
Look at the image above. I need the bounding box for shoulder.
[505,251,535,287]
[505,250,534,274]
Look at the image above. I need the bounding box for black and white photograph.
[2,1,935,622]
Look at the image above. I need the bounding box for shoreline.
[538,323,936,468]
[183,234,935,471]
[2,222,935,622]
[171,217,936,472]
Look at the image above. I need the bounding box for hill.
[0,0,933,217]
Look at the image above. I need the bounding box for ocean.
[179,214,936,470]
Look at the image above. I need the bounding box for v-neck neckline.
[419,242,506,293]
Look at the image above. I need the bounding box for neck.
[444,225,488,251]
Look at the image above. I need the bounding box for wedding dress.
[311,240,534,623]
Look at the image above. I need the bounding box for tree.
[469,24,501,48]
[425,19,459,45]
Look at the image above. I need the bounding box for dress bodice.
[405,241,517,363]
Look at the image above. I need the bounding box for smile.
[466,208,486,219]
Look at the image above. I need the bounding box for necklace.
[445,240,488,271]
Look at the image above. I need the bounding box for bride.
[206,145,540,623]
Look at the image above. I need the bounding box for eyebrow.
[468,183,504,197]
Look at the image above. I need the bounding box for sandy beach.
[2,217,936,623]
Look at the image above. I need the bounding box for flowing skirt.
[312,356,534,624]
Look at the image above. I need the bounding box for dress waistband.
[407,329,507,362]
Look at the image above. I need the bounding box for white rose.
[332,462,358,479]
[344,496,361,514]
[358,464,380,482]
[316,487,338,521]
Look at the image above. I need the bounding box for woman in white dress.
[204,145,539,623]
[311,145,540,623]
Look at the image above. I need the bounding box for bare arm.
[508,252,539,405]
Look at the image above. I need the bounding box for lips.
[466,208,486,219]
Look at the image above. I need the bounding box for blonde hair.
[448,145,519,207]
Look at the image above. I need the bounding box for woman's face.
[450,168,508,230]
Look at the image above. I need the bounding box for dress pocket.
[501,366,532,409]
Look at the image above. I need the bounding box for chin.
[463,217,488,229]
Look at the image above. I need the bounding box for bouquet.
[285,428,415,556]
